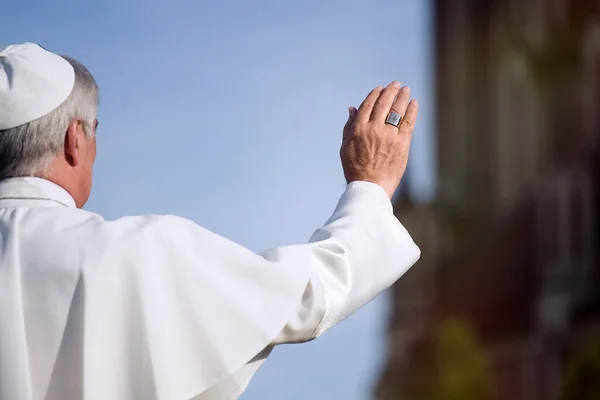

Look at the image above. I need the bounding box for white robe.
[0,177,420,400]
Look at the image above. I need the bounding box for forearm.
[269,181,420,344]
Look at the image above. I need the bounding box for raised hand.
[340,81,418,199]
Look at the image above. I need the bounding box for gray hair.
[0,56,99,179]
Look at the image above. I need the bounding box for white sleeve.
[268,181,420,344]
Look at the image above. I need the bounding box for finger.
[398,99,418,136]
[371,81,401,122]
[355,86,383,124]
[343,106,357,140]
[389,86,411,124]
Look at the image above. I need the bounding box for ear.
[64,120,85,167]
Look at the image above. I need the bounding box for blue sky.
[4,1,433,398]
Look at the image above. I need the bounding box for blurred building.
[377,1,600,399]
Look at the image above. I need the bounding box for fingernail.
[401,86,410,93]
[391,81,401,88]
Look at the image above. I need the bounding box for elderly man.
[0,42,420,400]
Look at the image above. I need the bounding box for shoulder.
[90,212,228,269]
[40,209,203,241]
[17,208,206,268]
[102,213,206,245]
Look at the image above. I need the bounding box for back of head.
[0,51,99,180]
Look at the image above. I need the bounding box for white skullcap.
[0,42,75,130]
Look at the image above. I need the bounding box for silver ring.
[385,111,402,127]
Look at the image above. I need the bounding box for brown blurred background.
[377,1,600,399]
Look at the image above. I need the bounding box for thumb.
[343,106,357,140]
[349,106,357,119]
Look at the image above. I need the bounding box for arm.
[269,80,421,344]
[267,181,420,344]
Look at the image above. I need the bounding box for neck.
[38,160,86,208]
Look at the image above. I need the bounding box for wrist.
[347,179,395,200]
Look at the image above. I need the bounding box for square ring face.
[386,112,401,126]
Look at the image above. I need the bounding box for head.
[0,55,99,208]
